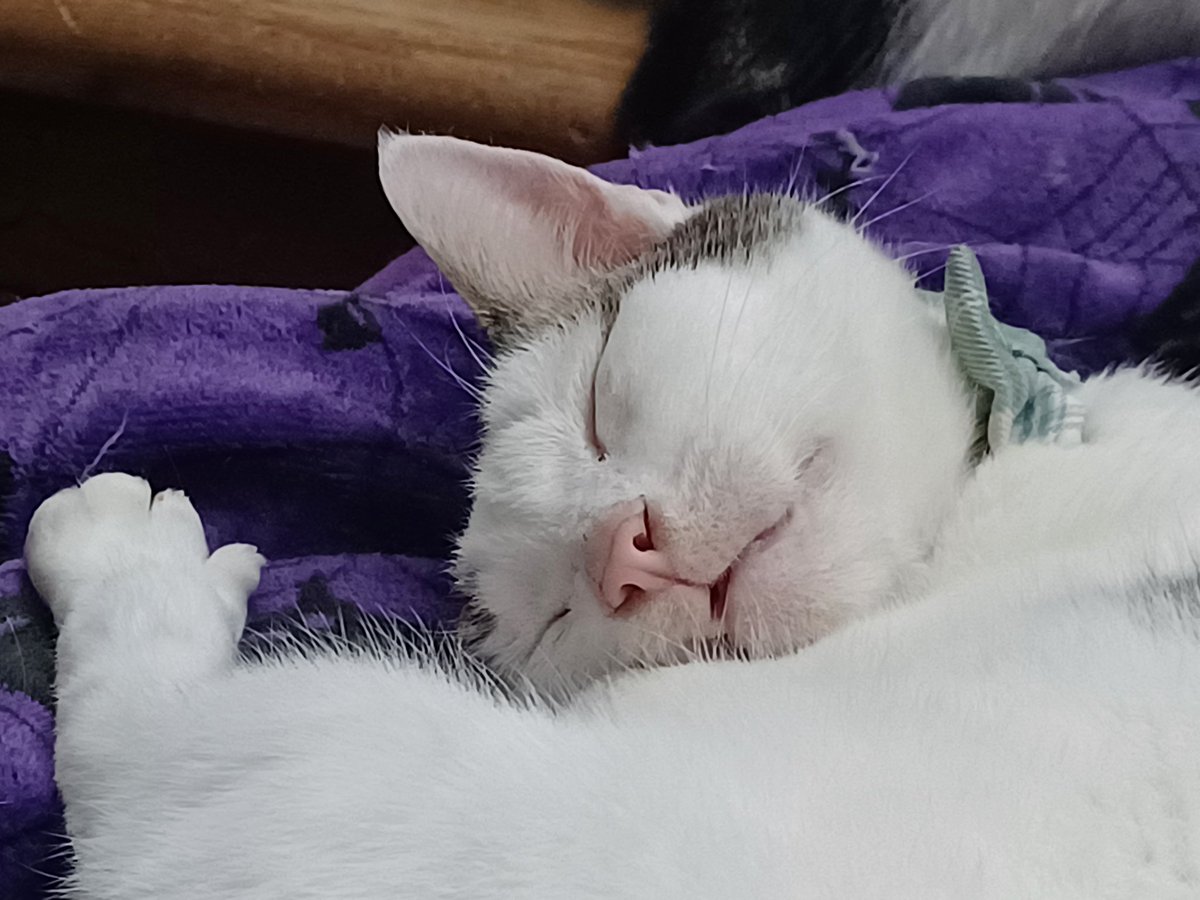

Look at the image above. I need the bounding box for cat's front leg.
[24,472,264,839]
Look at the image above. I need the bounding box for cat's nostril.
[615,585,648,617]
[632,502,654,552]
[588,500,680,613]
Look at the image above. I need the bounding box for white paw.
[24,473,266,630]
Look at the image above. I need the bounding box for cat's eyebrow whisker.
[851,150,916,227]
[916,261,950,283]
[406,331,485,401]
[725,252,818,408]
[720,271,760,414]
[891,242,974,265]
[443,295,493,374]
[705,270,739,437]
[857,190,937,234]
[781,143,809,197]
[779,395,824,444]
[810,172,889,209]
[395,314,485,400]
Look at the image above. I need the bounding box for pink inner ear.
[379,132,684,296]
[508,160,678,272]
[566,184,668,270]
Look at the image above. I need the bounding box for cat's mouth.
[709,569,732,620]
[711,507,791,623]
[605,507,792,627]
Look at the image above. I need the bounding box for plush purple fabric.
[0,286,483,895]
[2,59,1198,898]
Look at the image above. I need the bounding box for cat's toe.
[207,544,266,593]
[25,474,156,620]
[206,543,266,634]
[150,488,210,562]
[25,489,81,617]
[78,471,154,518]
[29,473,151,545]
[26,473,261,632]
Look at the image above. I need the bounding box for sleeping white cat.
[25,132,1200,898]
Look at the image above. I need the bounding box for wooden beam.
[0,0,647,163]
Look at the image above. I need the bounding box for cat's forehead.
[589,193,807,327]
[639,193,805,272]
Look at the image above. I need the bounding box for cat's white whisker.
[402,327,485,401]
[810,172,889,209]
[857,190,937,234]
[850,150,916,228]
[443,295,493,374]
[781,143,809,198]
[891,243,974,265]
[916,261,950,283]
[704,270,739,437]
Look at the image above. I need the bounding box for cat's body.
[30,419,1200,898]
[619,0,1200,145]
[25,135,1200,897]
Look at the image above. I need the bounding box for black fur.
[617,0,897,147]
[1131,258,1200,380]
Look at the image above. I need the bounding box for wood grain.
[0,0,648,163]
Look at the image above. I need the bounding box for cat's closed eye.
[586,364,608,462]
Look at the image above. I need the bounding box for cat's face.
[380,133,973,693]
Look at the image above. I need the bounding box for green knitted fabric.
[920,246,1085,453]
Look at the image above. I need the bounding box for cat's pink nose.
[585,499,686,613]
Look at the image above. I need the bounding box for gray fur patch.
[475,193,806,348]
[643,193,805,272]
[591,193,806,329]
[1124,573,1200,639]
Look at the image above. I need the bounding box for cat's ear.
[378,131,688,340]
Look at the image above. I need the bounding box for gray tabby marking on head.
[469,301,535,350]
[640,193,804,274]
[590,193,806,330]
[473,193,805,347]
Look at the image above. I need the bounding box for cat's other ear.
[378,131,688,341]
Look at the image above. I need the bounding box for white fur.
[887,0,1200,81]
[24,136,1200,897]
[456,207,974,690]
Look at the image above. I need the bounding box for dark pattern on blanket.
[2,59,1199,899]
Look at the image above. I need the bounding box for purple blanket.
[2,60,1198,897]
